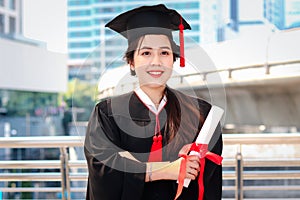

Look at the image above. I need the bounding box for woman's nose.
[150,53,162,66]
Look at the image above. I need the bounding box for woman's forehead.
[138,34,171,49]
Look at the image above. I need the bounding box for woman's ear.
[129,63,134,70]
[129,63,136,76]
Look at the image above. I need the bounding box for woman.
[84,4,223,200]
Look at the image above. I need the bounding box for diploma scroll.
[184,105,224,187]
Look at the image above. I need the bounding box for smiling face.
[131,34,174,90]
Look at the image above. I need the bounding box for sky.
[22,0,67,53]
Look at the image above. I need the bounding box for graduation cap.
[105,4,191,67]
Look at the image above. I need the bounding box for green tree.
[62,79,98,121]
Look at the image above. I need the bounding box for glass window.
[0,0,4,7]
[184,13,200,21]
[0,14,4,34]
[68,0,90,6]
[68,9,91,17]
[191,36,199,43]
[9,0,16,10]
[68,20,91,27]
[68,31,92,38]
[69,52,89,59]
[69,42,92,48]
[94,7,119,14]
[93,0,111,2]
[94,29,100,36]
[192,24,200,31]
[9,17,16,34]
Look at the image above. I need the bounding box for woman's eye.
[141,51,151,56]
[161,51,170,56]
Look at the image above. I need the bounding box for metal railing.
[223,134,300,199]
[98,59,300,98]
[0,133,300,199]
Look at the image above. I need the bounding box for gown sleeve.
[84,101,147,200]
[199,98,223,200]
[203,123,223,200]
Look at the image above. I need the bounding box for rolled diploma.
[183,105,224,187]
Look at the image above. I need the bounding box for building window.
[9,17,16,34]
[68,20,91,27]
[0,14,4,34]
[68,31,92,38]
[68,0,90,6]
[68,9,91,17]
[69,52,89,59]
[9,0,16,10]
[69,42,92,48]
[0,0,4,7]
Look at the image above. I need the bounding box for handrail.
[222,158,300,167]
[0,136,83,148]
[174,59,300,81]
[223,133,300,145]
[0,133,299,200]
[0,173,62,181]
[0,160,61,168]
[98,59,300,96]
[0,133,299,148]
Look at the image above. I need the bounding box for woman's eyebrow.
[139,46,171,50]
[160,46,171,50]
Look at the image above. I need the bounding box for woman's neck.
[140,85,166,105]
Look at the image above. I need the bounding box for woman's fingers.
[185,155,201,179]
[186,168,198,180]
[187,155,200,163]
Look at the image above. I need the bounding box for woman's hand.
[145,143,200,182]
[184,155,200,180]
[178,143,200,180]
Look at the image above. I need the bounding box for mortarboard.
[105,4,191,67]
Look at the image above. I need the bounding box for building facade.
[67,0,224,83]
[0,0,67,117]
[264,0,300,30]
[225,0,300,38]
[0,0,21,35]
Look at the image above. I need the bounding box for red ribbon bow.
[175,143,223,200]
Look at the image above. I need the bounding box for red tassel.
[148,115,162,162]
[148,135,162,162]
[179,17,185,67]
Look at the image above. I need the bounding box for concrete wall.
[191,77,300,133]
[0,37,67,93]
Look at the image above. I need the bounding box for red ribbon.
[175,143,223,200]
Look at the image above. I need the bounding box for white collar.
[134,87,167,114]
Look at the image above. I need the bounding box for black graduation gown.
[84,87,223,200]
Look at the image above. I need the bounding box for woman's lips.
[147,70,164,78]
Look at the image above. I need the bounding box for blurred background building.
[67,0,300,83]
[0,0,67,137]
[0,1,67,198]
[67,0,225,83]
[264,0,300,30]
